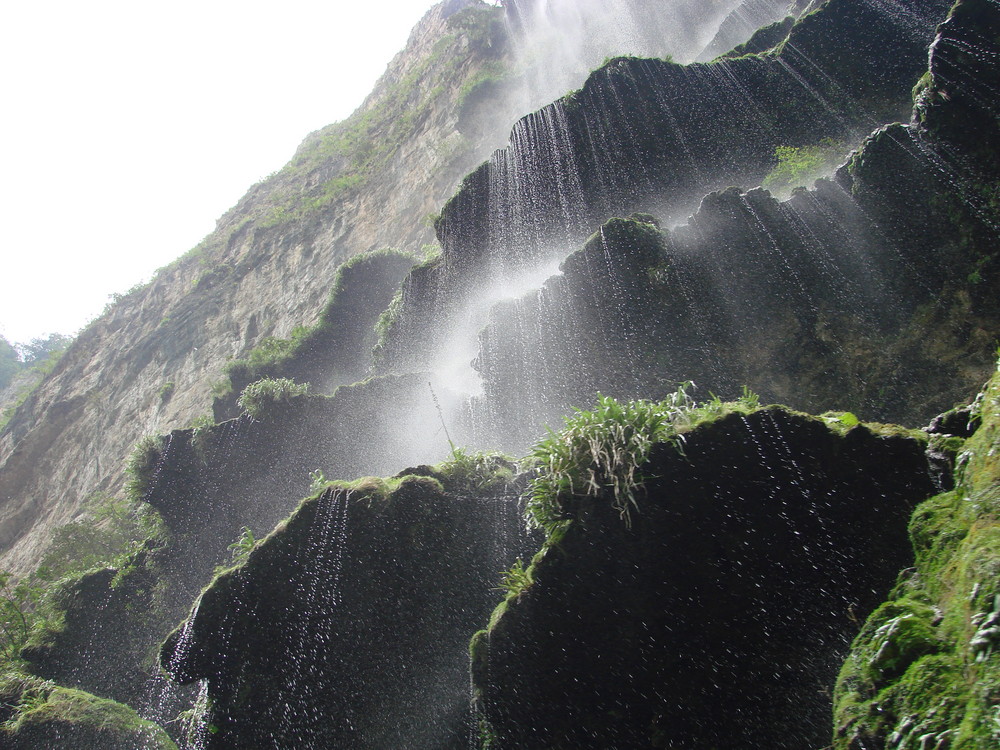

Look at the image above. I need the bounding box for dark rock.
[927,405,981,438]
[698,0,792,61]
[721,15,796,58]
[379,0,952,379]
[160,476,534,749]
[473,408,935,748]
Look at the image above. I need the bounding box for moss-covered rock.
[378,0,952,376]
[18,547,173,709]
[0,672,176,749]
[471,0,1000,449]
[472,403,935,748]
[215,248,418,419]
[833,359,1000,749]
[159,464,535,749]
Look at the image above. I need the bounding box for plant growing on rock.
[762,138,851,193]
[526,384,766,533]
[0,572,35,661]
[125,435,165,502]
[33,493,165,584]
[237,377,309,420]
[497,558,532,597]
[227,527,257,567]
[526,384,697,532]
[188,414,216,460]
[437,448,516,495]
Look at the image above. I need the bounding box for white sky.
[0,0,444,344]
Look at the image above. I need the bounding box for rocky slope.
[376,0,953,388]
[0,0,511,575]
[0,0,740,577]
[0,0,997,747]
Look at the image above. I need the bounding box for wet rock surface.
[379,0,951,376]
[473,408,936,748]
[161,474,534,749]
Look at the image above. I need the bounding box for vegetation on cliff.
[834,358,1000,748]
[472,390,936,747]
[0,672,177,749]
[0,0,996,747]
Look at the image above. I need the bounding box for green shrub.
[372,289,404,359]
[189,414,216,458]
[526,384,765,534]
[227,527,257,567]
[237,378,309,420]
[762,138,851,193]
[527,385,696,532]
[210,378,233,398]
[33,493,164,585]
[497,558,532,597]
[437,448,516,495]
[124,436,165,502]
[0,572,36,661]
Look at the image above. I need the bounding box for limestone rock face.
[0,673,177,750]
[696,0,794,61]
[378,0,951,379]
[472,408,936,748]
[160,472,534,749]
[438,0,999,454]
[0,0,512,576]
[833,362,1000,748]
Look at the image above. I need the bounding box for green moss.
[526,384,770,534]
[834,357,1000,748]
[0,675,176,748]
[372,288,405,361]
[762,138,853,194]
[222,248,416,399]
[124,435,165,502]
[435,448,516,496]
[861,600,943,684]
[237,378,309,420]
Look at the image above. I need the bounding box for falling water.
[270,487,351,743]
[507,0,738,111]
[430,258,564,400]
[70,0,999,747]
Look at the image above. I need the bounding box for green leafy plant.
[738,385,761,410]
[0,572,35,660]
[33,493,165,585]
[210,378,233,399]
[372,290,405,360]
[527,384,697,532]
[237,378,309,420]
[189,414,215,458]
[309,469,329,494]
[525,384,769,534]
[227,527,257,566]
[497,558,532,597]
[125,436,165,502]
[762,138,850,193]
[437,447,516,495]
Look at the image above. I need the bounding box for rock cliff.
[0,0,997,747]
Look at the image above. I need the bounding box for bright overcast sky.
[0,0,443,344]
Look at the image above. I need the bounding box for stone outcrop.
[377,0,952,380]
[0,0,514,576]
[697,0,796,61]
[472,407,936,748]
[160,467,534,749]
[833,358,1000,747]
[0,0,997,747]
[0,672,177,750]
